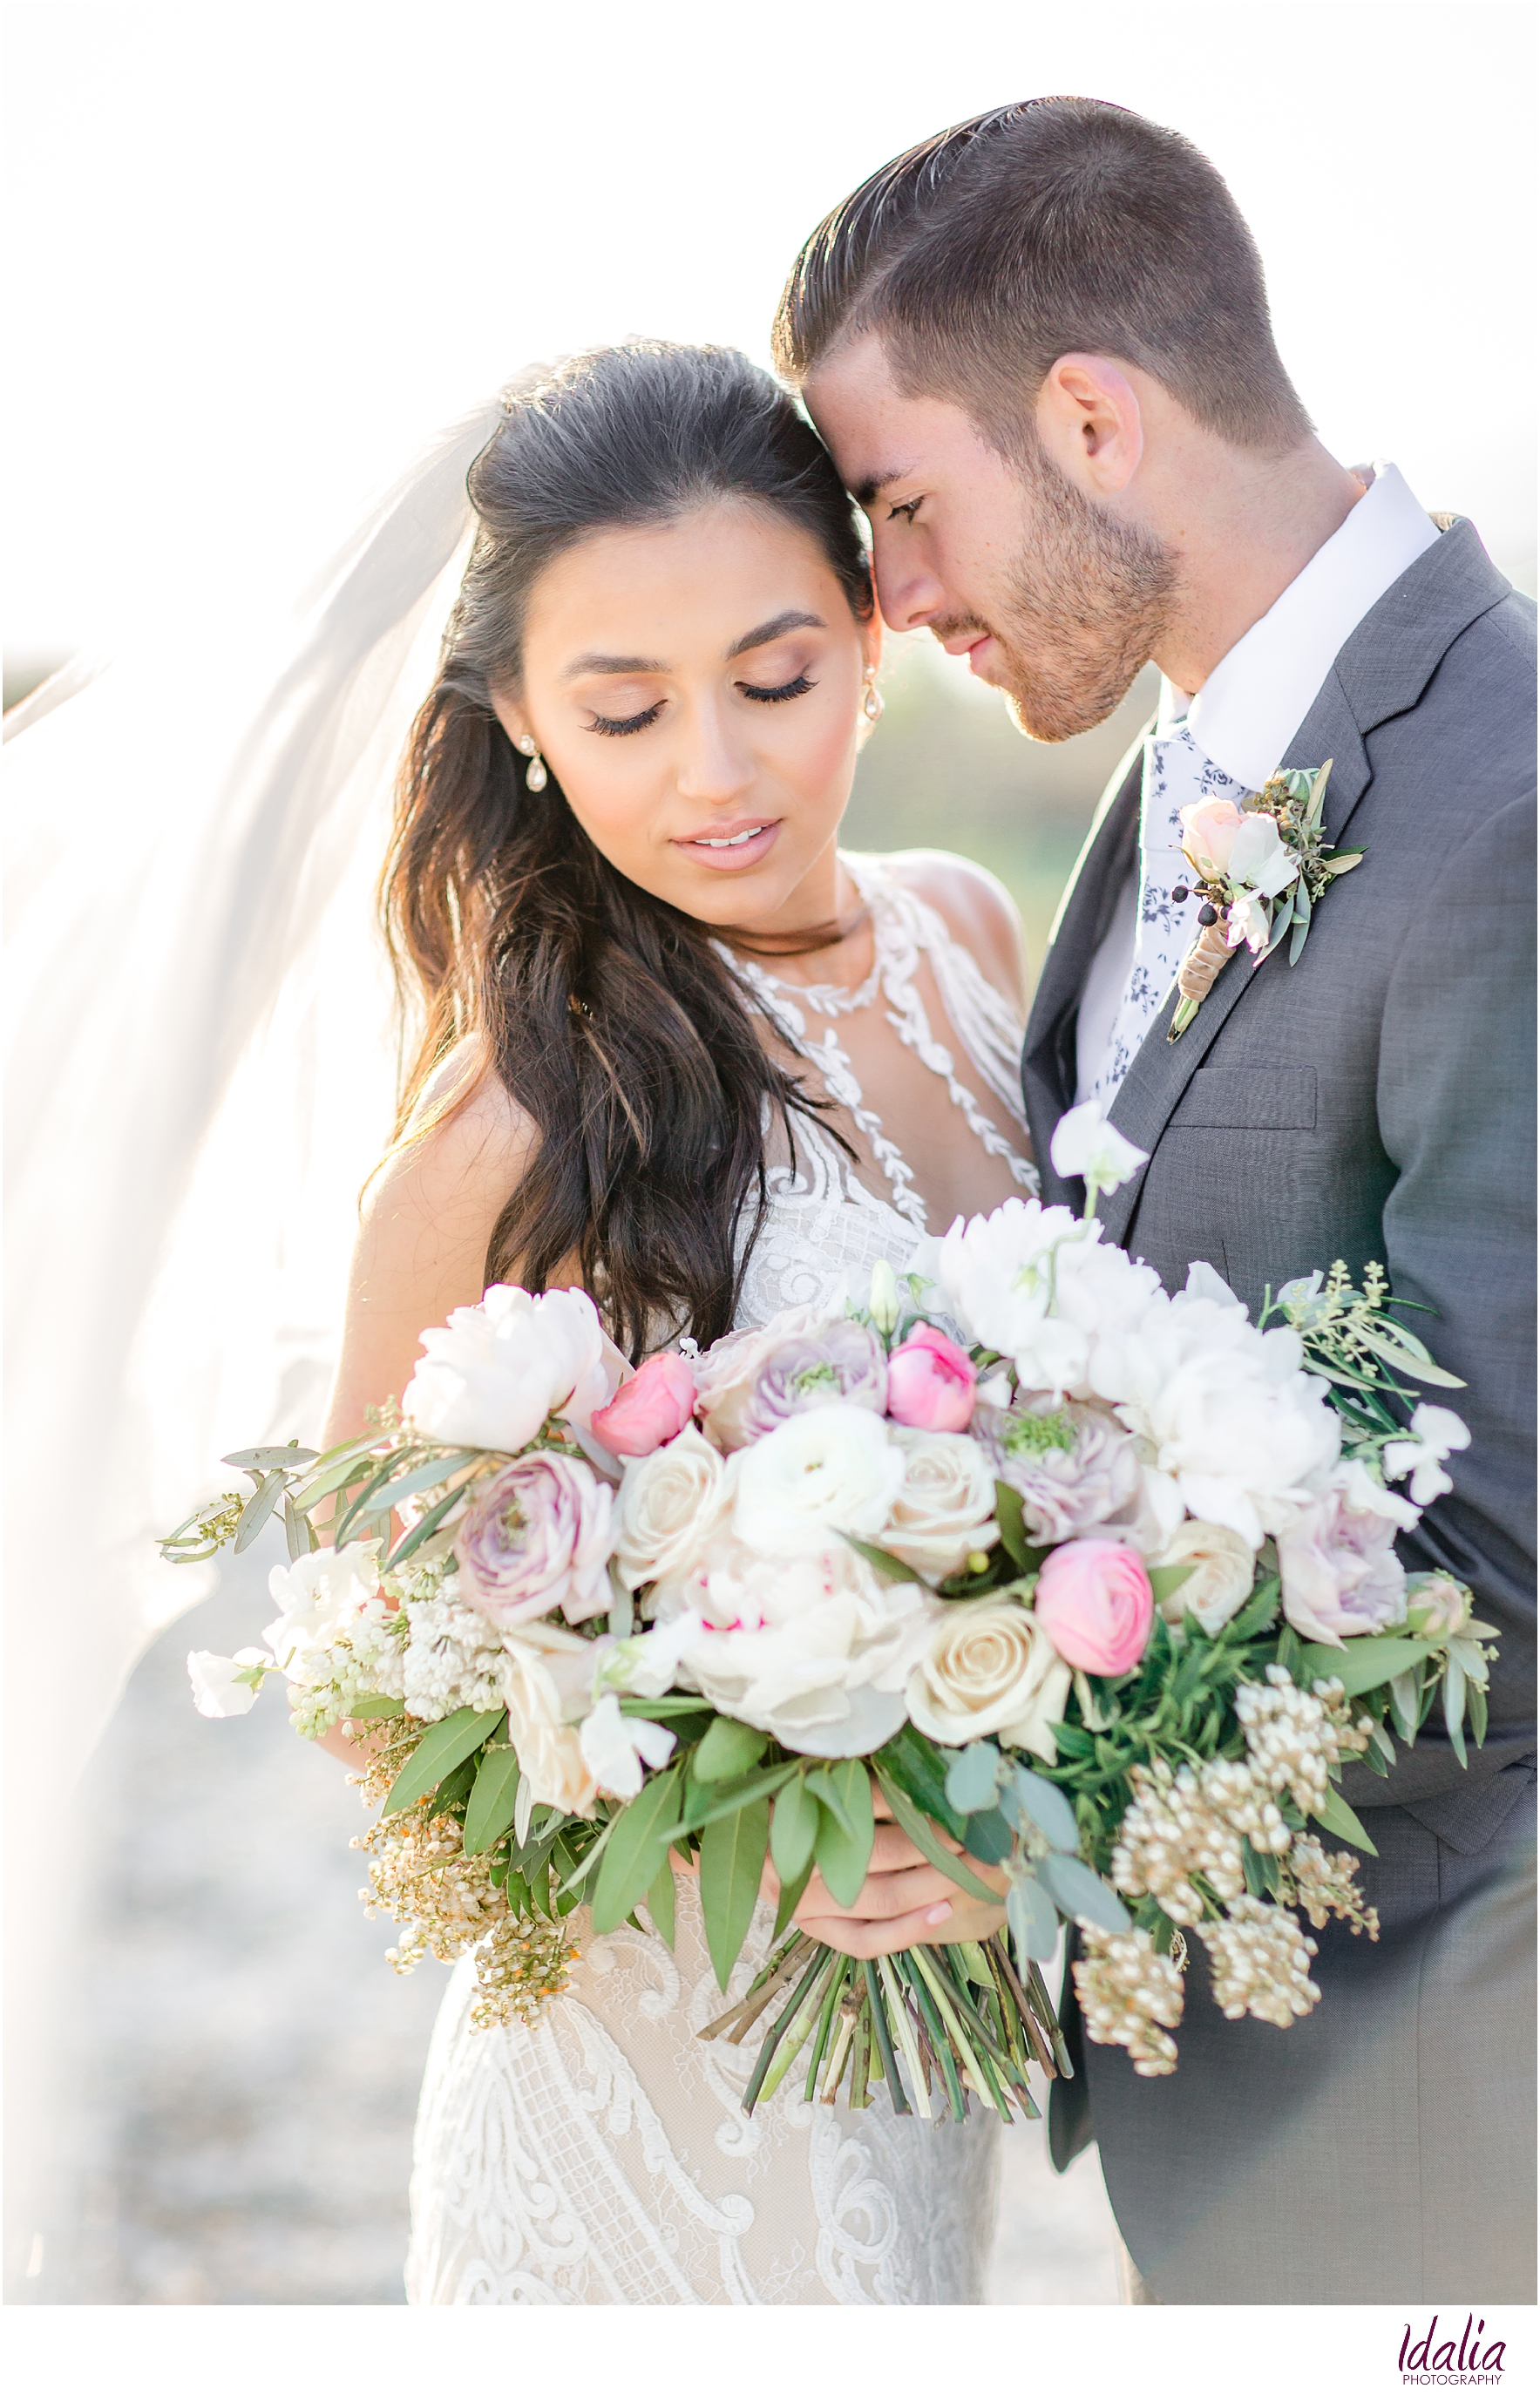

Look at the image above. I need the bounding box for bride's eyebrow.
[563,649,666,679]
[726,609,824,658]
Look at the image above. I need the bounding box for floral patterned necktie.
[1088,719,1253,1107]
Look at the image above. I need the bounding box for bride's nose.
[672,695,757,806]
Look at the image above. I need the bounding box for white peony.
[906,1598,1072,1761]
[1094,1294,1341,1550]
[614,1424,732,1591]
[402,1283,616,1453]
[731,1404,906,1557]
[497,1619,604,1815]
[654,1534,931,1755]
[883,1428,1000,1582]
[938,1198,1164,1401]
[263,1539,384,1674]
[578,1693,677,1801]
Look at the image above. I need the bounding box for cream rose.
[497,1621,600,1815]
[1151,1519,1257,1633]
[883,1428,1000,1582]
[906,1597,1072,1761]
[614,1424,731,1591]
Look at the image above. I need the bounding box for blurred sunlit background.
[7,0,1534,2309]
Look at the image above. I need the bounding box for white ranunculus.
[938,1198,1163,1401]
[1381,1403,1470,1505]
[731,1404,906,1557]
[1048,1098,1150,1199]
[883,1428,1000,1581]
[264,1540,383,1674]
[187,1647,272,1718]
[403,1283,615,1453]
[614,1424,732,1591]
[906,1598,1071,1761]
[655,1534,930,1755]
[1150,1519,1257,1633]
[497,1620,602,1815]
[1095,1293,1341,1550]
[578,1692,677,1801]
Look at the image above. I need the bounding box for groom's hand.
[769,1793,1007,1959]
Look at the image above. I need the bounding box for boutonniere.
[1167,761,1364,1039]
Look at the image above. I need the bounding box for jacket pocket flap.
[1169,1065,1317,1131]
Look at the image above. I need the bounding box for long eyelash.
[740,673,816,704]
[588,703,664,736]
[886,499,921,524]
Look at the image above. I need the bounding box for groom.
[777,99,1536,2303]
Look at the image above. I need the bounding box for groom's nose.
[869,528,951,634]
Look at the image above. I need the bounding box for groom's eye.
[887,498,923,525]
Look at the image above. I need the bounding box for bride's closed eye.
[586,672,817,735]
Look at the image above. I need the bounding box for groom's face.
[805,335,1170,742]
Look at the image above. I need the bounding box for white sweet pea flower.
[403,1283,616,1452]
[1381,1404,1471,1504]
[578,1692,677,1801]
[1174,1259,1247,1315]
[594,1608,706,1698]
[1225,892,1272,954]
[1049,1098,1149,1201]
[264,1540,383,1673]
[1225,811,1300,898]
[187,1648,273,1718]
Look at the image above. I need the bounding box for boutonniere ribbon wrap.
[1168,762,1364,1039]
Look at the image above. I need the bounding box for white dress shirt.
[1075,463,1442,1103]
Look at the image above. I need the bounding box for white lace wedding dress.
[404,857,1039,2306]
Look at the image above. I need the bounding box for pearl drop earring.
[516,733,548,793]
[861,672,884,723]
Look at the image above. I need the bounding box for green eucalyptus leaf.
[699,1797,771,1991]
[1312,1782,1379,1855]
[383,1706,506,1815]
[1036,1852,1129,1934]
[770,1772,817,1884]
[590,1767,682,1934]
[945,1741,1004,1815]
[692,1716,769,1782]
[960,1804,1014,1865]
[232,1469,287,1555]
[1007,1765,1080,1854]
[463,1742,523,1855]
[1295,1636,1437,1697]
[1006,1874,1060,1963]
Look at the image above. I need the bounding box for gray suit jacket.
[1022,517,1536,1806]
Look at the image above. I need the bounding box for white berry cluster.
[399,1583,506,1722]
[1197,1894,1320,2027]
[1074,1926,1186,2077]
[1233,1665,1371,1814]
[1109,1760,1249,1925]
[1282,1834,1381,1938]
[469,1912,584,2031]
[354,1795,508,1972]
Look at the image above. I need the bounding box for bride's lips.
[671,819,782,871]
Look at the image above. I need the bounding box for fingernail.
[925,1903,952,1924]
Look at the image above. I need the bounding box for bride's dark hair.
[383,341,873,1360]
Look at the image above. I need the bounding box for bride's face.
[490,499,877,933]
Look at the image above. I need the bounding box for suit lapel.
[1096,518,1511,1245]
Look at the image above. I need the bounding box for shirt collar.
[1173,462,1440,790]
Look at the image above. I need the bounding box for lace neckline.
[719,854,1038,1232]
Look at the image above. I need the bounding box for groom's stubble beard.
[938,440,1178,744]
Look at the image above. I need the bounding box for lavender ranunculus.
[979,1398,1143,1545]
[455,1452,614,1630]
[702,1316,888,1451]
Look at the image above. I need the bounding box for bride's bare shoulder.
[364,1037,534,1234]
[879,848,1026,1009]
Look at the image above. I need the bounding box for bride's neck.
[712,845,873,989]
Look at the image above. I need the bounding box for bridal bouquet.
[169,1103,1496,2117]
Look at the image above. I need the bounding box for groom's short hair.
[774,98,1311,453]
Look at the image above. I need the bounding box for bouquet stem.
[703,1931,1063,2123]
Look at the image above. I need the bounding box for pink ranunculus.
[885,1325,978,1433]
[1178,796,1246,879]
[1034,1538,1154,1676]
[589,1351,697,1459]
[454,1451,614,1628]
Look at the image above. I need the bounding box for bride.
[310,342,1040,2306]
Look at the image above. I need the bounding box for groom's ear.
[1035,355,1144,498]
